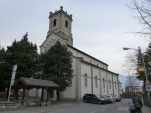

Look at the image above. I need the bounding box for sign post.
[146,84,151,92]
[8,64,17,102]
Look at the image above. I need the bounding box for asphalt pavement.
[0,99,150,113]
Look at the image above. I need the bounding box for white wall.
[100,70,107,96]
[61,76,77,99]
[80,63,92,98]
[92,67,100,97]
[69,47,108,70]
[61,57,78,100]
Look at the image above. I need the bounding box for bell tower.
[47,6,73,45]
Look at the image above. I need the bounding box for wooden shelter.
[16,77,59,105]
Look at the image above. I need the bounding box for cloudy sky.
[0,0,149,80]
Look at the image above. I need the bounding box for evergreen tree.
[6,33,39,79]
[0,48,11,91]
[42,41,73,99]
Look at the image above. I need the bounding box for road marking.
[118,107,129,111]
[90,111,97,113]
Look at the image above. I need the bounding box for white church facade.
[40,6,119,101]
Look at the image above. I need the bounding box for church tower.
[47,6,73,45]
[40,6,73,53]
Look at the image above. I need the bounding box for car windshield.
[100,96,105,98]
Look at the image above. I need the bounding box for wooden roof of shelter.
[17,77,59,88]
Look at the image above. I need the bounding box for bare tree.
[133,0,151,34]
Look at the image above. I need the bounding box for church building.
[40,6,119,101]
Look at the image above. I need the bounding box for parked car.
[103,96,113,103]
[111,96,117,102]
[83,94,104,104]
[116,96,121,102]
[100,96,106,102]
[100,96,112,104]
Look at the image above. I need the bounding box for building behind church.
[40,6,120,101]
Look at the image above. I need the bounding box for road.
[0,99,150,113]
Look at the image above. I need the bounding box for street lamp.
[123,47,137,51]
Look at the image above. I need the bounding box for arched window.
[103,79,105,88]
[65,20,68,28]
[53,19,56,27]
[110,80,112,89]
[115,82,117,89]
[95,76,98,88]
[84,74,87,87]
[103,78,105,92]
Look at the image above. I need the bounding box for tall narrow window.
[115,82,117,89]
[53,19,56,27]
[103,79,105,88]
[95,76,98,88]
[103,78,105,92]
[84,74,87,87]
[110,80,112,89]
[65,20,68,28]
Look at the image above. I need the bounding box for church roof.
[17,77,59,88]
[82,59,119,76]
[68,45,119,76]
[68,45,109,66]
[40,32,68,49]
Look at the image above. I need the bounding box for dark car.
[102,96,113,104]
[83,94,103,104]
[100,96,112,104]
[116,97,122,102]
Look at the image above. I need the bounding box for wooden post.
[14,87,18,100]
[22,88,25,104]
[46,88,49,106]
[40,88,44,105]
[57,89,60,101]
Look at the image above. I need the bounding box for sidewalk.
[143,106,151,113]
[0,101,78,113]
